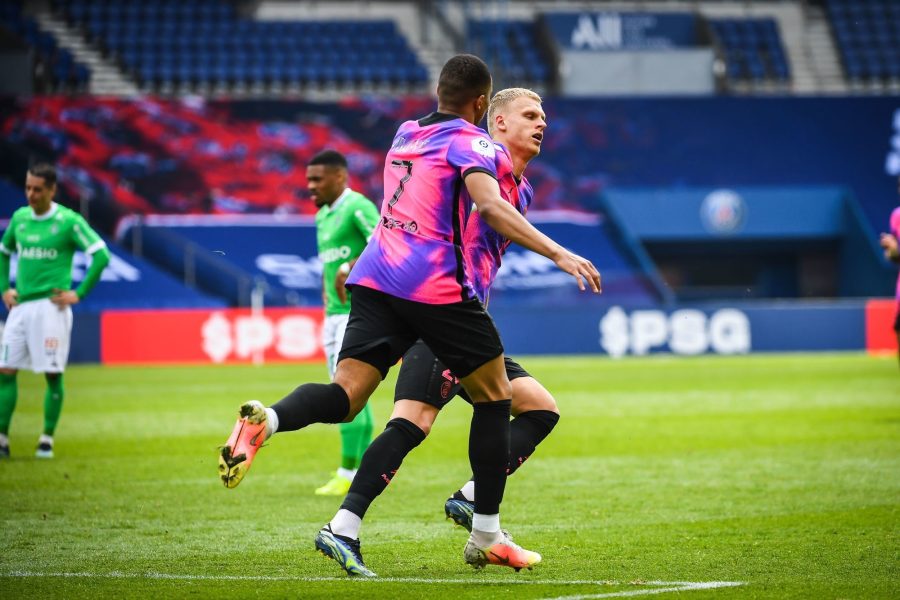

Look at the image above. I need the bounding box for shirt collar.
[31,202,59,221]
[326,188,351,212]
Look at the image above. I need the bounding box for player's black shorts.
[393,339,530,409]
[338,285,504,380]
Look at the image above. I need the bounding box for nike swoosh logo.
[249,431,262,447]
[489,551,510,564]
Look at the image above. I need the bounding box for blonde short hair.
[487,87,543,136]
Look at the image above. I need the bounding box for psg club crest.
[700,189,746,236]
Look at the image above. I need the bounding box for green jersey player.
[308,150,380,495]
[0,163,110,458]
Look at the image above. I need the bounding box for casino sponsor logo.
[471,137,496,158]
[599,306,751,357]
[255,253,322,289]
[885,108,900,175]
[700,189,745,235]
[493,250,573,290]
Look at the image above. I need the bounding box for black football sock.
[270,383,350,432]
[340,418,426,518]
[506,410,560,475]
[469,399,512,516]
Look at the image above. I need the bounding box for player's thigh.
[338,285,417,380]
[0,303,30,370]
[510,377,558,416]
[394,340,460,410]
[27,300,72,373]
[401,296,504,381]
[459,354,511,403]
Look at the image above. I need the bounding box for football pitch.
[0,353,897,599]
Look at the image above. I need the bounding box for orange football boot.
[219,400,268,488]
[463,530,542,571]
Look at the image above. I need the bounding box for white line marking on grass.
[542,581,745,599]
[4,571,743,596]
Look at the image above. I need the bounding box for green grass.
[0,353,897,599]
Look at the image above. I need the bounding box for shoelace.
[334,532,366,563]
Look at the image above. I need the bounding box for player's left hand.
[335,271,349,304]
[335,262,351,303]
[50,288,79,307]
[880,233,898,258]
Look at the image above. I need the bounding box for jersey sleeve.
[351,196,380,241]
[891,207,900,237]
[0,212,17,256]
[71,214,106,254]
[446,129,499,180]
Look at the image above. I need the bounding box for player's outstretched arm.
[465,172,601,293]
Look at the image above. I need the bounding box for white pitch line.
[542,581,745,600]
[3,571,744,597]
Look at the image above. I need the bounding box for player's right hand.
[2,288,18,310]
[554,250,601,293]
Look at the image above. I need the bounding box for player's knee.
[0,368,17,379]
[45,372,61,384]
[391,401,437,436]
[385,417,427,447]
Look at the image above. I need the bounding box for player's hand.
[553,249,602,293]
[880,233,899,259]
[2,288,18,310]
[335,270,349,304]
[50,288,79,307]
[334,262,351,304]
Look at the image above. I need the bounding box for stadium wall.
[14,300,892,366]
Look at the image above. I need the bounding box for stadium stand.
[52,0,429,92]
[826,0,900,84]
[0,1,91,91]
[466,19,553,87]
[709,18,791,84]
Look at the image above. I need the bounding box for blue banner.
[1,235,225,311]
[541,12,699,51]
[491,301,866,356]
[603,186,848,240]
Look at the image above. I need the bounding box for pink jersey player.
[347,113,499,304]
[891,207,900,300]
[463,142,534,305]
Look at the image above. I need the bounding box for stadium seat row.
[0,4,91,91]
[826,0,900,82]
[52,0,429,91]
[466,19,554,85]
[710,18,791,83]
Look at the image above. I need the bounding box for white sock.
[471,512,500,534]
[38,434,53,446]
[470,513,502,546]
[330,509,362,540]
[460,480,475,502]
[0,433,8,447]
[337,467,357,481]
[264,407,278,439]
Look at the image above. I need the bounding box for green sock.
[0,372,17,436]
[43,374,64,437]
[339,402,374,470]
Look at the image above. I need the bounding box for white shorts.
[0,298,73,373]
[321,313,349,380]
